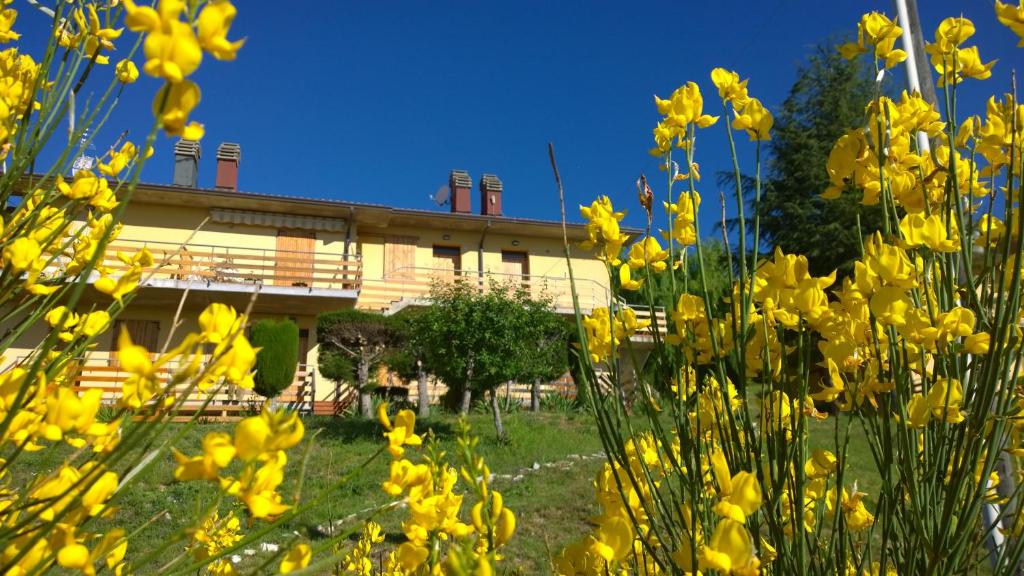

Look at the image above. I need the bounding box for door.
[275,230,315,286]
[501,250,529,291]
[432,245,461,283]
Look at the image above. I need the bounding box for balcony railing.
[66,354,315,418]
[357,266,610,313]
[102,238,362,292]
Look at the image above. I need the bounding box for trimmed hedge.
[251,318,299,399]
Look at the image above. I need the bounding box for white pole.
[894,0,1007,567]
[893,0,932,153]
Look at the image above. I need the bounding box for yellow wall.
[5,197,611,404]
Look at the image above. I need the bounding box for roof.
[124,179,645,240]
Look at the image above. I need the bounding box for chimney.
[173,139,200,188]
[449,169,472,213]
[479,174,502,216]
[215,142,241,191]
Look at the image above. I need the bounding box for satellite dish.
[432,185,450,206]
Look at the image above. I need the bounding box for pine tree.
[756,43,885,279]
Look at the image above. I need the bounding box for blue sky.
[23,1,1024,235]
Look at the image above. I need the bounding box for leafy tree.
[518,302,570,412]
[743,42,884,279]
[317,310,404,418]
[418,279,557,440]
[622,239,733,314]
[250,318,299,400]
[385,310,433,418]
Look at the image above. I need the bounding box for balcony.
[357,266,610,314]
[65,355,316,420]
[97,238,362,312]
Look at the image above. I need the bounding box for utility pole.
[895,0,1018,570]
[894,0,938,151]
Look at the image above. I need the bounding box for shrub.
[251,318,299,399]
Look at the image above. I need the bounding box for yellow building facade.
[4,142,619,415]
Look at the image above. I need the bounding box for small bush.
[250,318,299,399]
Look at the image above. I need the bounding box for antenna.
[71,128,96,174]
[432,184,450,206]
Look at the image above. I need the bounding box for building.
[5,141,635,416]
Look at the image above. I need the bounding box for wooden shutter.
[384,236,418,280]
[275,230,316,286]
[501,251,529,289]
[432,246,461,282]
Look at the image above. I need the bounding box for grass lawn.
[17,411,610,574]
[14,404,880,574]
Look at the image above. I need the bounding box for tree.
[750,42,885,279]
[518,302,570,412]
[622,239,733,314]
[250,318,299,400]
[385,310,433,418]
[317,310,403,418]
[418,279,556,440]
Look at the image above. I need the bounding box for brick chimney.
[215,142,241,191]
[479,174,502,216]
[173,139,200,188]
[449,169,472,213]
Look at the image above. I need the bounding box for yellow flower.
[153,80,205,139]
[627,236,669,273]
[98,141,138,178]
[234,408,304,462]
[382,458,430,496]
[279,543,311,574]
[197,1,245,61]
[656,81,719,130]
[618,263,643,291]
[839,12,906,68]
[929,17,976,53]
[80,310,112,337]
[925,377,966,424]
[126,0,203,82]
[699,518,758,574]
[965,331,990,354]
[580,196,630,264]
[732,97,773,141]
[713,470,763,522]
[173,431,236,481]
[0,4,20,43]
[996,1,1024,46]
[710,68,749,105]
[115,59,138,83]
[199,303,240,344]
[378,403,423,458]
[2,236,41,272]
[899,213,959,252]
[233,450,291,519]
[590,515,632,562]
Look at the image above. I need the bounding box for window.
[108,319,160,366]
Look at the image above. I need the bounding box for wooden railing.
[103,238,362,292]
[357,267,609,313]
[69,356,316,419]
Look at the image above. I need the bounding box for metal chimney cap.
[449,169,472,188]
[480,173,503,192]
[173,139,201,158]
[216,142,241,162]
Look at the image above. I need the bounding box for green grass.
[12,402,880,574]
[14,411,609,574]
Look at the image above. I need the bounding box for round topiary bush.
[250,318,299,399]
